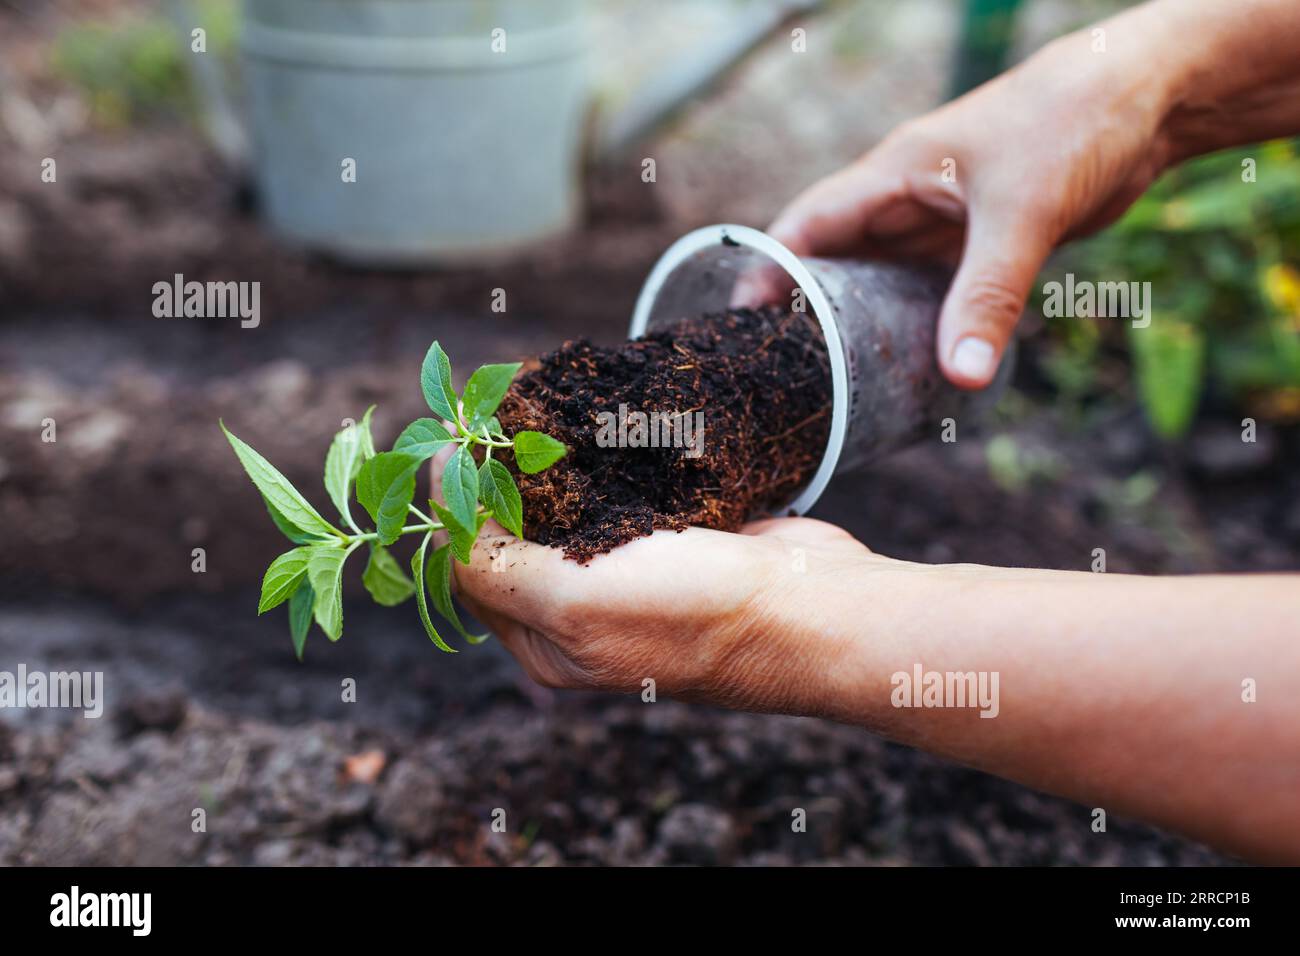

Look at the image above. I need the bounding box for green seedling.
[221,342,566,659]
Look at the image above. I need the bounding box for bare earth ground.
[1,0,1294,865]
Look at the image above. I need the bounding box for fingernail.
[729,274,762,309]
[951,337,997,382]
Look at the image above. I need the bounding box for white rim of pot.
[629,224,849,516]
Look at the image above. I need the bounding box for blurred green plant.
[984,434,1063,493]
[52,1,238,126]
[1041,139,1300,438]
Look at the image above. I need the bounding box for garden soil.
[498,307,832,561]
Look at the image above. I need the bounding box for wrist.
[812,558,958,728]
[1129,0,1300,164]
[732,548,950,725]
[1027,5,1186,166]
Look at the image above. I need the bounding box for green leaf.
[441,445,480,530]
[427,544,489,644]
[288,582,314,661]
[412,534,457,653]
[461,362,521,429]
[393,418,454,460]
[478,458,523,538]
[512,430,567,474]
[420,341,459,423]
[362,543,416,606]
[359,408,377,460]
[222,422,340,540]
[258,546,312,614]
[324,407,375,526]
[307,543,354,641]
[429,499,488,565]
[356,451,422,545]
[1128,320,1206,439]
[263,495,330,545]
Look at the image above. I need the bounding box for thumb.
[937,211,1052,389]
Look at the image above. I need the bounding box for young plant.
[221,342,566,659]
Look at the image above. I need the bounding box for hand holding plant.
[221,342,566,659]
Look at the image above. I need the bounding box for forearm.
[1096,0,1300,164]
[790,561,1300,862]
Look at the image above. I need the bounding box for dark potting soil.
[496,306,832,561]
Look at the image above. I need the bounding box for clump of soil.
[496,306,832,561]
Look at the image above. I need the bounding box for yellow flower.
[1263,264,1300,328]
[1161,200,1190,230]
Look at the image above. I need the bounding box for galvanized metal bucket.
[241,0,589,265]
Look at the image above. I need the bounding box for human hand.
[765,18,1180,389]
[450,515,887,716]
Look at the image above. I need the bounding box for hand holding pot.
[768,0,1300,389]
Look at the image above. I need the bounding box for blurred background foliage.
[1039,140,1300,439]
[51,0,237,125]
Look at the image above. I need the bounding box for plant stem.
[346,523,443,544]
[448,416,513,451]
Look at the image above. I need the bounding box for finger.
[936,210,1053,389]
[769,221,948,266]
[767,161,911,257]
[446,586,573,689]
[741,516,827,538]
[741,516,871,553]
[729,261,796,309]
[853,220,966,264]
[451,532,577,630]
[442,548,531,648]
[450,586,515,643]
